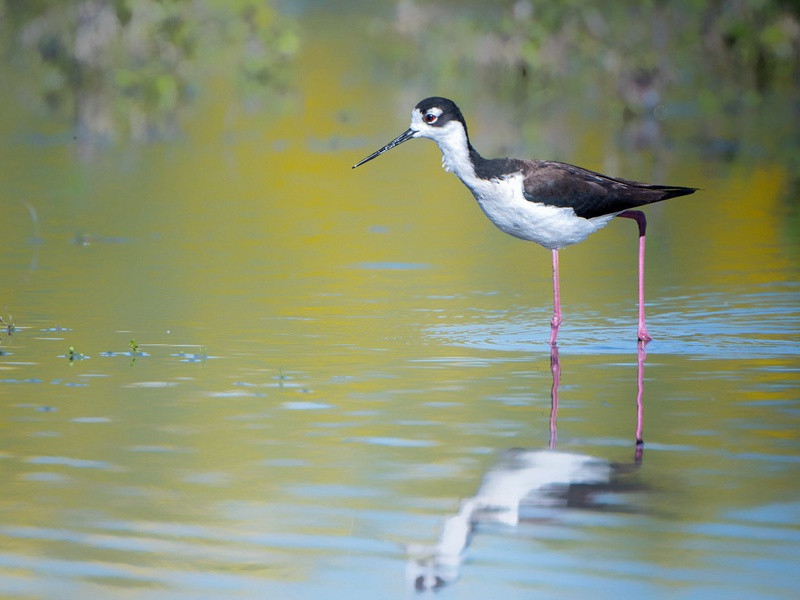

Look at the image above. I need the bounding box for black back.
[476,157,696,219]
[517,160,696,218]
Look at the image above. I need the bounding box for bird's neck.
[433,124,485,186]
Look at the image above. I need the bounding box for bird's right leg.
[617,210,652,342]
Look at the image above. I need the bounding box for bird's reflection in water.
[408,343,649,592]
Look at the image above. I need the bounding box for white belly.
[463,173,616,250]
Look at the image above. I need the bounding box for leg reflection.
[635,340,646,462]
[549,345,560,450]
[550,342,647,462]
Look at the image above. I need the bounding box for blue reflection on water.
[426,286,800,358]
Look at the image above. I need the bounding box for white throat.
[435,122,475,180]
[411,110,476,183]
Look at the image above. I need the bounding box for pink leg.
[549,248,562,347]
[617,211,652,342]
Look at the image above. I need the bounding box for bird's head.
[352,97,469,169]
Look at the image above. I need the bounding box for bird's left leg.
[617,210,652,342]
[549,248,562,346]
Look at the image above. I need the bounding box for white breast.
[465,173,616,250]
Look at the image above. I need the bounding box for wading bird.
[353,97,696,345]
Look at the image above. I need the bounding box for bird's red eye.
[424,113,438,123]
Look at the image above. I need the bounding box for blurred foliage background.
[0,0,299,143]
[377,0,800,177]
[386,0,800,101]
[0,0,797,170]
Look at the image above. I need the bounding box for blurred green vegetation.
[382,0,799,103]
[1,0,797,177]
[0,0,299,143]
[376,0,800,173]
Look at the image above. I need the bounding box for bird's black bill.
[352,128,416,169]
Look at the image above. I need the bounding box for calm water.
[2,11,799,600]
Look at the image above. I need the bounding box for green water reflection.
[1,4,799,599]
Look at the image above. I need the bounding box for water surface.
[1,8,799,600]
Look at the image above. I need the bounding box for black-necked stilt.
[353,97,696,345]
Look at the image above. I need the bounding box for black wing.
[519,160,696,219]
